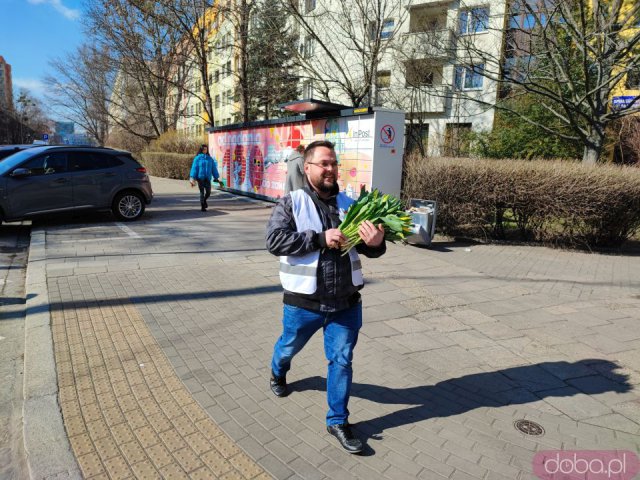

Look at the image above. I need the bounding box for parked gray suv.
[0,146,153,223]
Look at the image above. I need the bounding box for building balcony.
[407,86,450,114]
[402,29,454,59]
[407,0,452,7]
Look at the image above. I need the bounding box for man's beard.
[313,176,337,193]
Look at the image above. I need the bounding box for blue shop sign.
[612,96,639,109]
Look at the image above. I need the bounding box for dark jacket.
[266,182,385,312]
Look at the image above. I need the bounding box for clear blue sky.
[0,0,84,103]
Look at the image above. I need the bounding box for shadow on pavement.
[407,240,474,253]
[46,285,282,312]
[288,359,631,450]
[30,192,264,228]
[0,296,28,306]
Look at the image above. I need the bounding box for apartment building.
[0,56,13,111]
[176,65,207,137]
[171,0,509,152]
[209,21,238,127]
[296,0,508,157]
[174,5,240,137]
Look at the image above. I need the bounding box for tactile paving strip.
[51,297,271,479]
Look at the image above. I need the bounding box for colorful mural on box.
[210,115,376,200]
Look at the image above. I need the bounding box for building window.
[214,70,219,83]
[444,123,472,157]
[226,60,232,77]
[459,7,489,34]
[409,7,446,33]
[303,36,315,58]
[454,64,484,90]
[626,68,640,89]
[406,124,429,156]
[406,61,439,87]
[305,0,316,13]
[369,18,395,40]
[381,19,395,39]
[215,95,220,108]
[376,70,391,89]
[227,89,233,104]
[302,80,313,98]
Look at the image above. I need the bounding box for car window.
[116,154,139,166]
[0,149,21,161]
[69,152,115,171]
[106,155,124,167]
[0,147,49,176]
[21,153,68,176]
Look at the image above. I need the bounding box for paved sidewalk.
[0,222,30,480]
[23,177,640,479]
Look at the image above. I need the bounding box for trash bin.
[406,199,437,246]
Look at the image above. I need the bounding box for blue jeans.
[271,303,362,426]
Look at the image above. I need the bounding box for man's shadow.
[287,360,632,455]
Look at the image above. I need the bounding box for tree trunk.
[582,146,599,164]
[582,131,605,164]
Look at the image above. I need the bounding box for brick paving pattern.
[50,293,270,480]
[31,177,640,479]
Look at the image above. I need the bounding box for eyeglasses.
[306,161,339,170]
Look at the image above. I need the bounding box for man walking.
[189,144,220,211]
[266,140,386,453]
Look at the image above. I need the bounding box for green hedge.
[140,152,193,180]
[403,156,640,248]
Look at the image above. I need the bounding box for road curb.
[23,227,81,479]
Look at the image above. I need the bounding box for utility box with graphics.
[208,100,405,201]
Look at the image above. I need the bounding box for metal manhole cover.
[514,419,544,436]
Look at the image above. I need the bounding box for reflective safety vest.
[279,189,364,294]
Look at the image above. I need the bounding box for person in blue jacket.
[189,144,220,212]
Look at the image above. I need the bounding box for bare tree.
[85,0,190,141]
[45,44,111,146]
[15,89,50,142]
[161,0,256,124]
[281,0,407,107]
[141,0,222,128]
[453,0,640,163]
[214,0,256,123]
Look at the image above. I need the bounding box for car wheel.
[113,191,145,221]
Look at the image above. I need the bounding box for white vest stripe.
[279,263,317,276]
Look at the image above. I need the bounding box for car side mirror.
[10,168,30,178]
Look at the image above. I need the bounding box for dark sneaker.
[270,371,288,397]
[204,200,208,208]
[327,424,363,454]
